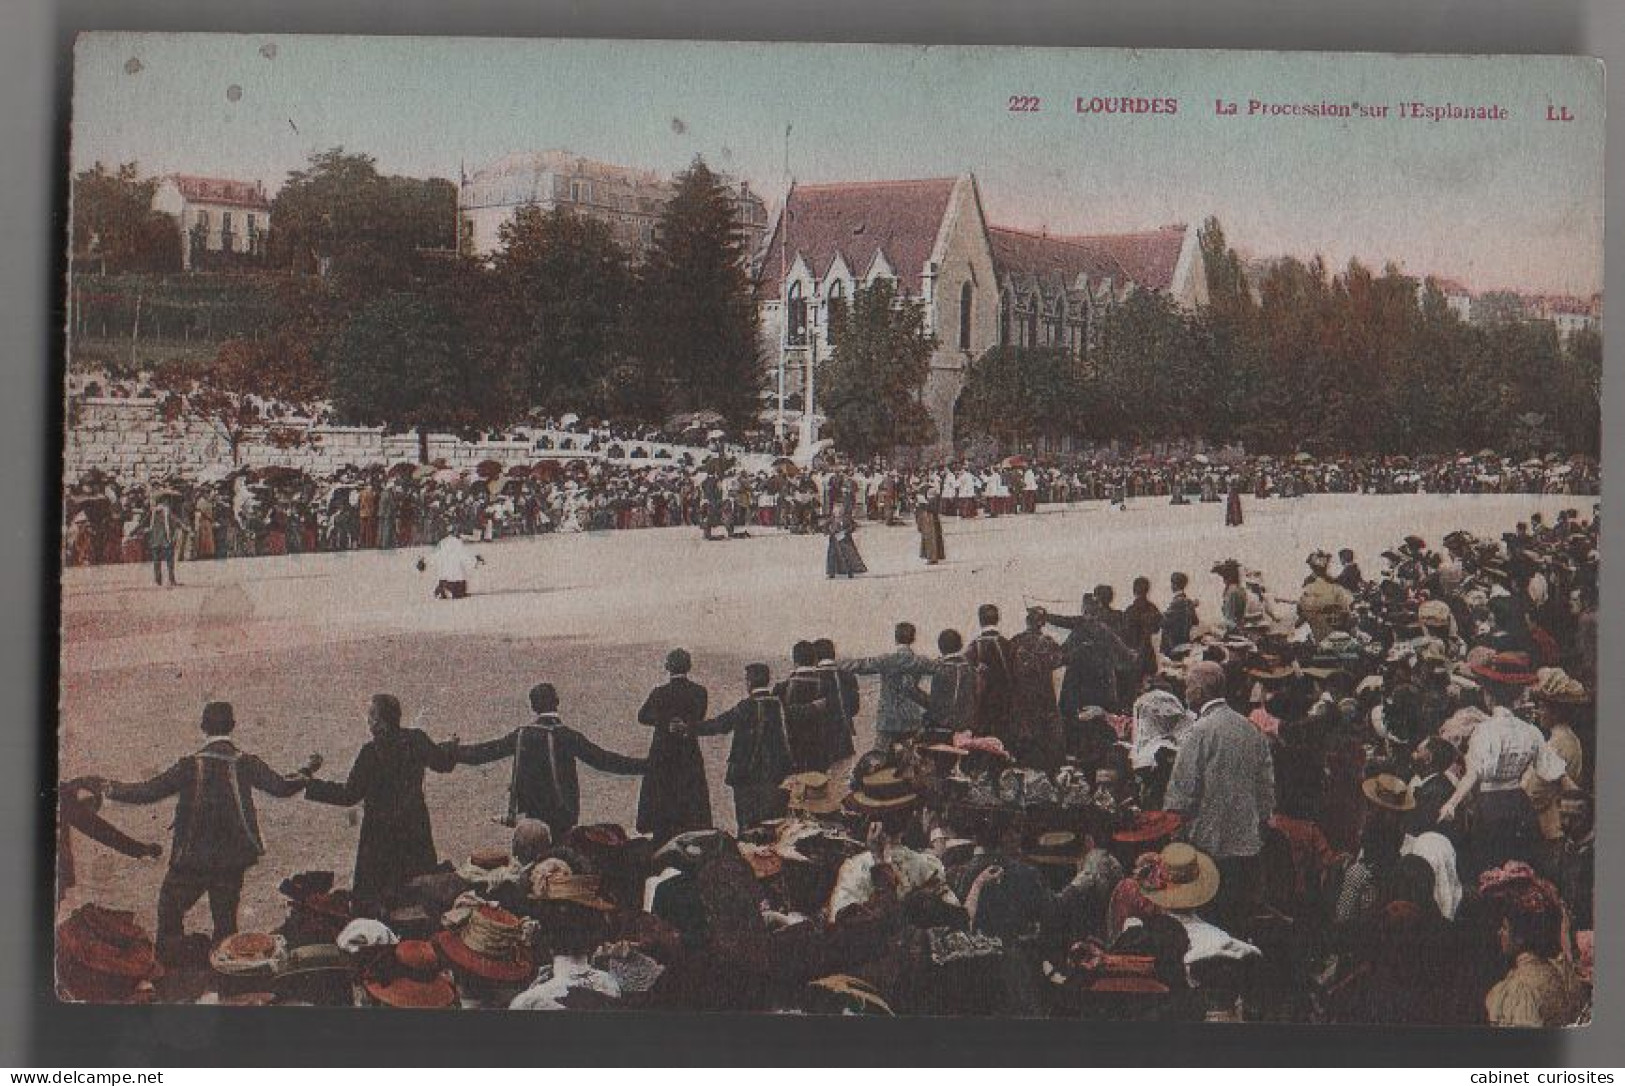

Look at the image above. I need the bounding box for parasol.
[431,468,463,485]
[1000,455,1030,469]
[475,459,504,481]
[387,461,417,478]
[556,412,580,428]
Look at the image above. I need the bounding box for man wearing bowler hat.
[98,702,309,958]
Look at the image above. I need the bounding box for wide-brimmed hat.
[1112,810,1184,846]
[807,973,894,1016]
[783,771,850,815]
[1417,599,1452,629]
[1211,559,1241,576]
[1532,667,1589,704]
[432,905,534,984]
[1138,843,1220,911]
[844,768,920,814]
[56,904,161,1001]
[209,932,287,977]
[467,847,510,871]
[1470,650,1539,686]
[1361,773,1417,812]
[1025,830,1091,867]
[529,872,618,913]
[362,940,458,1009]
[272,943,352,983]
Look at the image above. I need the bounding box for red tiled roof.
[1052,224,1188,292]
[168,174,271,211]
[756,178,959,299]
[987,226,1128,288]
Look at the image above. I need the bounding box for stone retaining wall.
[64,398,764,482]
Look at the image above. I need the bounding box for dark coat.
[1007,630,1068,770]
[697,693,794,790]
[108,738,303,873]
[305,728,457,904]
[455,715,646,831]
[1047,613,1138,717]
[58,783,156,899]
[964,630,1015,736]
[777,669,831,772]
[1161,593,1198,650]
[918,653,977,731]
[636,677,712,841]
[815,665,860,765]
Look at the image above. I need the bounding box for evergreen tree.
[638,158,763,429]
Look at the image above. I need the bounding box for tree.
[820,279,937,458]
[325,292,517,461]
[490,205,634,415]
[1091,290,1209,444]
[269,148,456,294]
[958,346,1085,449]
[637,158,762,428]
[151,338,324,465]
[71,162,181,274]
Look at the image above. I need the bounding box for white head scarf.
[1130,690,1194,770]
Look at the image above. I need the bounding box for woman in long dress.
[914,489,946,565]
[825,508,867,578]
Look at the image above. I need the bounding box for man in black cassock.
[303,693,458,908]
[697,663,795,830]
[636,649,713,845]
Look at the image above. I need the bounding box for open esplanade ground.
[59,492,1578,933]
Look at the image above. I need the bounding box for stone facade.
[458,150,769,263]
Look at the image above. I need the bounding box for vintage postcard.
[58,35,1601,1023]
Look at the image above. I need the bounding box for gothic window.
[959,281,974,349]
[827,281,846,346]
[788,282,808,346]
[999,291,1013,346]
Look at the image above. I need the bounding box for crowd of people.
[57,501,1598,1024]
[62,446,1598,581]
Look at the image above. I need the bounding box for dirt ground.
[58,491,1579,934]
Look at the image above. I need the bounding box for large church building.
[755,174,1208,450]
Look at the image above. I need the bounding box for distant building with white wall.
[151,175,271,270]
[457,150,769,262]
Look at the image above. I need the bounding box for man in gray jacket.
[837,622,935,751]
[1163,660,1275,930]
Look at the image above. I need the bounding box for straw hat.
[208,932,287,978]
[432,905,535,984]
[529,872,617,913]
[1361,773,1417,812]
[844,768,920,814]
[808,973,894,1015]
[1532,667,1589,704]
[1138,843,1220,911]
[782,771,850,815]
[1025,830,1091,867]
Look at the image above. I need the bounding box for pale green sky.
[72,34,1604,296]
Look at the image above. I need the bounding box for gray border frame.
[1,0,1618,1065]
